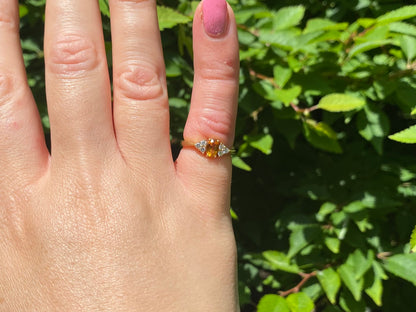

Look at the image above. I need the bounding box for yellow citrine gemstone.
[205,139,221,158]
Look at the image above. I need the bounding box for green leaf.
[356,103,390,154]
[318,94,365,112]
[390,22,416,37]
[364,264,385,306]
[343,201,366,214]
[388,125,416,143]
[317,268,341,304]
[273,6,305,30]
[98,0,110,17]
[157,6,191,31]
[325,237,340,254]
[339,290,366,312]
[244,134,274,155]
[338,264,363,301]
[232,156,252,172]
[411,107,416,115]
[275,86,302,106]
[316,202,337,221]
[19,4,29,18]
[348,40,396,58]
[303,120,342,154]
[273,65,292,88]
[257,294,290,312]
[345,249,374,280]
[411,226,416,253]
[286,292,314,312]
[303,18,348,33]
[230,208,238,220]
[400,35,416,61]
[262,251,301,274]
[384,253,416,286]
[288,226,320,258]
[377,5,416,24]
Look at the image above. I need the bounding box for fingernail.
[202,0,228,37]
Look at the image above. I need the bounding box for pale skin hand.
[0,0,239,310]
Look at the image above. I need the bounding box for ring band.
[182,138,232,158]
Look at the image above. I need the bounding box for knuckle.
[0,72,13,104]
[0,10,17,31]
[114,63,165,103]
[0,71,23,109]
[47,34,101,75]
[198,106,234,138]
[198,57,239,83]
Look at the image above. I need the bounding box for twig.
[249,69,321,115]
[237,24,260,37]
[279,271,317,297]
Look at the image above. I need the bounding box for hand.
[0,0,239,310]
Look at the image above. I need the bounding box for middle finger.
[110,0,172,171]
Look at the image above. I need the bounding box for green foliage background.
[19,0,416,311]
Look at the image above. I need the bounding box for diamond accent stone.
[195,140,207,153]
[218,143,230,157]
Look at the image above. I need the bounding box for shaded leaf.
[388,125,416,143]
[338,264,363,301]
[257,294,290,312]
[317,268,341,304]
[339,290,366,312]
[364,264,385,306]
[356,103,390,154]
[303,120,342,154]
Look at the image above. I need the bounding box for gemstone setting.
[194,138,230,158]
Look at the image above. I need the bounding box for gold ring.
[182,138,232,158]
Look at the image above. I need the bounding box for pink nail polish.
[202,0,228,36]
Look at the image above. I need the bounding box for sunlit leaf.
[157,6,192,30]
[410,226,416,253]
[286,292,314,312]
[384,253,416,286]
[262,251,301,273]
[388,125,416,143]
[257,294,290,312]
[273,5,305,30]
[377,5,416,24]
[318,93,365,112]
[244,134,274,155]
[317,268,341,304]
